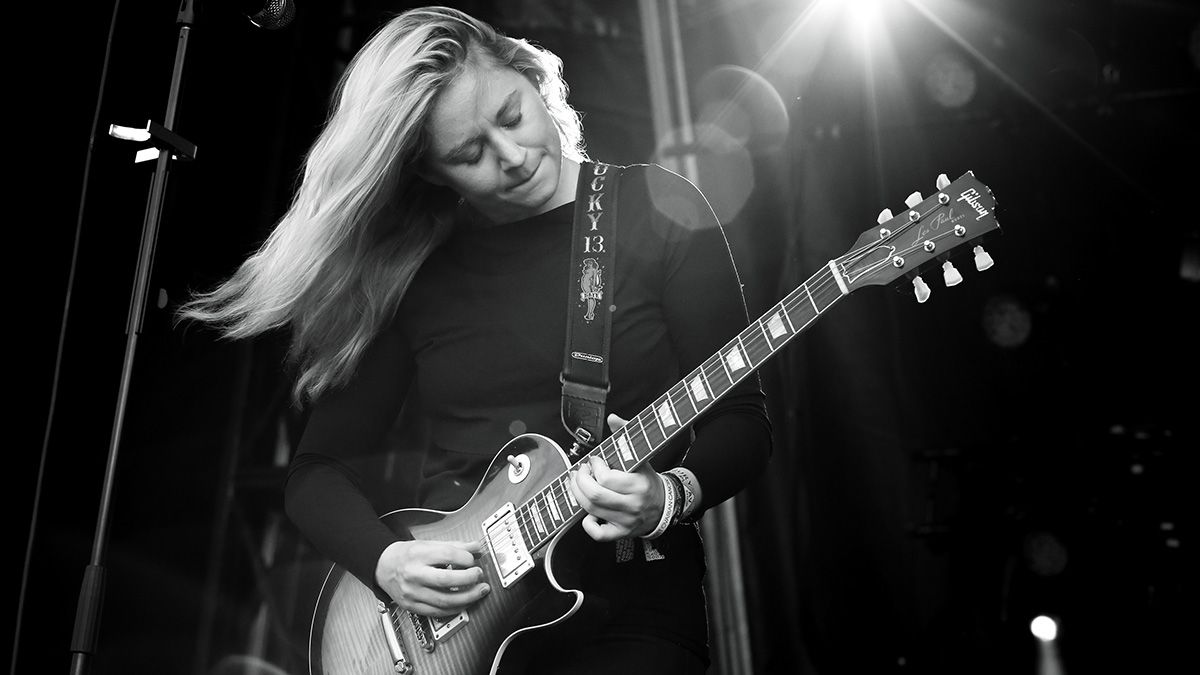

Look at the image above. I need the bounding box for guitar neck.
[512,263,848,552]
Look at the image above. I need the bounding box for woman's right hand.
[375,539,491,617]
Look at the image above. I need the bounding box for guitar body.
[310,433,592,675]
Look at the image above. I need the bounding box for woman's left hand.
[567,413,665,541]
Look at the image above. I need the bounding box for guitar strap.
[561,161,621,459]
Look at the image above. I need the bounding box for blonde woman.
[181,6,770,673]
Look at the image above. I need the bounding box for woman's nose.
[492,131,526,170]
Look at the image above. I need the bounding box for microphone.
[243,0,296,30]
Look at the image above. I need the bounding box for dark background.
[16,0,1197,674]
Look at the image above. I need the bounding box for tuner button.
[905,191,923,208]
[942,261,963,287]
[877,208,893,224]
[936,173,951,190]
[913,275,931,303]
[973,245,994,271]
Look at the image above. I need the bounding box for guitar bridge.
[482,502,534,588]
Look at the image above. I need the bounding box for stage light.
[1031,615,1059,642]
[845,0,889,43]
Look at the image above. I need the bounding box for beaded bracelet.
[640,473,677,540]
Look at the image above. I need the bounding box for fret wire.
[517,506,540,548]
[716,342,734,382]
[682,378,700,414]
[697,365,713,398]
[543,477,575,518]
[602,442,626,472]
[683,372,702,407]
[664,393,681,427]
[669,381,707,417]
[703,354,728,394]
[711,353,736,389]
[739,324,768,365]
[535,490,550,518]
[778,301,797,334]
[510,266,847,559]
[703,357,730,393]
[757,316,773,348]
[666,384,695,423]
[804,281,819,313]
[733,333,751,370]
[650,399,667,437]
[632,414,653,461]
[633,412,653,457]
[541,486,562,524]
[530,496,548,536]
[513,508,529,546]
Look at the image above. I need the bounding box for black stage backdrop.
[18,1,1196,674]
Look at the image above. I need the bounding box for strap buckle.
[569,427,593,458]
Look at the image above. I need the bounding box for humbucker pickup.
[482,502,534,588]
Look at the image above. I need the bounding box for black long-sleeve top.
[284,163,772,594]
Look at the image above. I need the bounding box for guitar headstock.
[834,171,1000,302]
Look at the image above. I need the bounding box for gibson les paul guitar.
[309,171,1000,674]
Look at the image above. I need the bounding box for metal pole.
[69,4,198,673]
[637,2,753,672]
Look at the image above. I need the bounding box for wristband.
[665,467,699,523]
[640,473,677,540]
[662,471,685,525]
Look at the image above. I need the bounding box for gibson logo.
[957,188,990,221]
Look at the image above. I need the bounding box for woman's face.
[421,59,573,224]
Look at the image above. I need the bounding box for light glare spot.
[1031,616,1058,642]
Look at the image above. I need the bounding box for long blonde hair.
[178,6,587,401]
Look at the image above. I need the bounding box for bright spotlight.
[847,0,885,40]
[1031,615,1059,642]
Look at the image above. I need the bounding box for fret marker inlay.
[656,401,677,428]
[616,433,635,462]
[689,376,709,402]
[767,312,787,338]
[725,346,746,371]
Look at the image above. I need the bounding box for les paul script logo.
[916,208,965,242]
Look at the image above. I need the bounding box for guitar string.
[389,211,981,588]
[511,217,985,545]
[515,267,846,548]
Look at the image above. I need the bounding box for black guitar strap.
[561,161,621,459]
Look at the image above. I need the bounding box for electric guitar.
[308,171,1000,674]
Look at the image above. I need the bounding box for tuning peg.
[904,191,923,208]
[912,275,931,303]
[936,173,950,190]
[942,261,963,287]
[973,245,994,271]
[877,208,893,224]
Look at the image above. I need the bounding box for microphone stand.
[69,2,199,673]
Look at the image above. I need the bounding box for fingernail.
[481,584,491,595]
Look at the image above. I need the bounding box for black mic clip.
[108,121,198,164]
